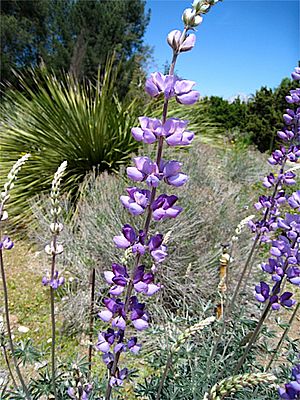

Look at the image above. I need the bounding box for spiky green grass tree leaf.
[0,58,140,227]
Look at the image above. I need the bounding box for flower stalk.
[0,154,31,399]
[98,3,222,399]
[43,161,67,400]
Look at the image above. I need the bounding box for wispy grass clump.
[30,140,268,334]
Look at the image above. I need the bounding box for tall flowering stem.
[235,68,300,372]
[97,2,221,399]
[0,154,31,399]
[43,161,67,399]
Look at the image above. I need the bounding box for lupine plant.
[234,68,300,372]
[94,2,221,398]
[1,2,300,400]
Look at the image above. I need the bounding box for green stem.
[1,342,18,391]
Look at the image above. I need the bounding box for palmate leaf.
[0,57,140,228]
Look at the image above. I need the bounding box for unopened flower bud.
[180,33,196,52]
[182,8,203,27]
[45,242,64,255]
[0,211,8,221]
[50,222,64,234]
[167,30,196,53]
[192,0,202,13]
[167,30,181,52]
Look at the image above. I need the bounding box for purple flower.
[286,267,300,286]
[145,72,175,99]
[133,265,161,296]
[282,171,296,186]
[129,296,149,330]
[263,173,276,188]
[161,160,188,187]
[287,145,300,163]
[288,191,300,210]
[261,258,284,282]
[255,281,270,303]
[127,157,161,187]
[96,329,116,353]
[110,368,128,387]
[42,270,64,289]
[268,147,286,166]
[279,363,300,399]
[277,129,295,141]
[174,79,200,105]
[131,117,163,144]
[148,234,168,263]
[163,118,194,146]
[0,236,14,250]
[98,298,126,330]
[277,214,300,240]
[286,88,300,104]
[270,236,292,258]
[113,224,136,249]
[283,109,296,125]
[127,337,141,354]
[104,263,129,296]
[120,187,150,215]
[145,73,199,105]
[280,292,296,308]
[291,67,300,81]
[151,194,182,221]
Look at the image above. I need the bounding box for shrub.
[0,58,140,227]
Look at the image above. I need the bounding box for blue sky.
[144,0,299,99]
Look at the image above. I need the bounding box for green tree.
[1,0,150,92]
[245,78,297,152]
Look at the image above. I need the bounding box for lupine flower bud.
[45,242,64,255]
[50,222,64,234]
[182,8,203,27]
[167,30,196,53]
